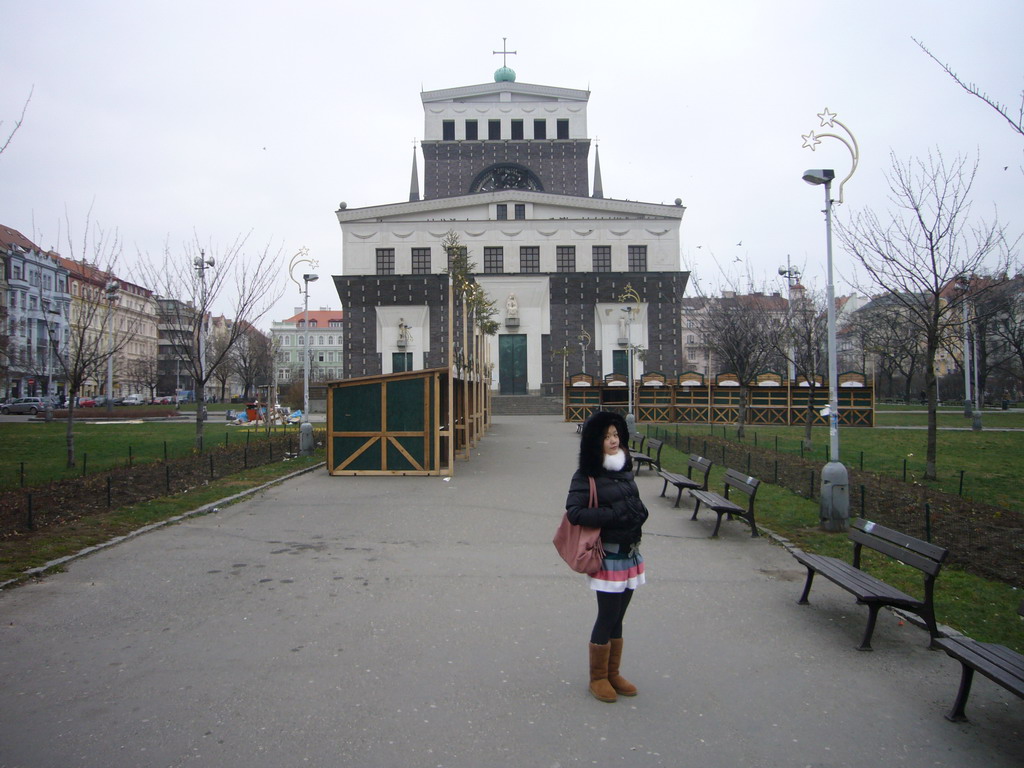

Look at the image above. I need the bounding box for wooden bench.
[689,468,761,538]
[632,438,664,473]
[792,518,949,651]
[658,454,712,508]
[934,600,1024,722]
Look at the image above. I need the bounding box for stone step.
[491,395,565,415]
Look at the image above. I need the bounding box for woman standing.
[565,411,648,702]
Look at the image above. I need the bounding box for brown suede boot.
[588,643,617,702]
[608,638,638,696]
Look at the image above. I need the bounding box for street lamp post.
[778,256,801,384]
[802,169,847,531]
[962,299,973,418]
[802,108,859,533]
[193,252,215,421]
[302,273,318,422]
[287,248,318,457]
[618,284,641,430]
[104,280,119,415]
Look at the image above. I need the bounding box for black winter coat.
[565,467,647,547]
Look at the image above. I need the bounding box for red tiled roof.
[0,225,44,253]
[283,309,343,324]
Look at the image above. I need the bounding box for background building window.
[511,119,524,140]
[556,246,576,272]
[376,248,395,275]
[533,119,546,139]
[628,245,647,271]
[411,247,431,274]
[465,120,478,140]
[483,247,504,274]
[496,204,508,220]
[592,245,611,272]
[520,246,539,273]
[556,119,569,139]
[514,204,526,220]
[488,120,501,140]
[442,120,455,141]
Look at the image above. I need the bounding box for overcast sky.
[2,0,1021,329]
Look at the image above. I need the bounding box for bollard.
[860,451,864,471]
[903,458,907,482]
[958,470,965,497]
[20,462,25,488]
[299,422,314,457]
[106,476,112,507]
[166,465,170,493]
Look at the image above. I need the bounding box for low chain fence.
[647,425,1024,589]
[0,429,326,538]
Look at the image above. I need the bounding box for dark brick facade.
[421,140,591,199]
[334,271,690,390]
[544,272,690,390]
[332,275,451,378]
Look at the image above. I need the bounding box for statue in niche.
[618,314,628,339]
[506,293,519,320]
[398,318,412,343]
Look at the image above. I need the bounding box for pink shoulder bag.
[553,477,604,575]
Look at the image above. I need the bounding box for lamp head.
[303,273,319,283]
[802,169,835,186]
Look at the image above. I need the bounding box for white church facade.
[333,60,689,395]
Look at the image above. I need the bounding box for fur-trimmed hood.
[578,410,631,477]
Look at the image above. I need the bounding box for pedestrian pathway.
[0,416,1018,767]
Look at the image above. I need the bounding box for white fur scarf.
[603,450,626,472]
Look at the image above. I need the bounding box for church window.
[447,245,467,270]
[520,246,539,273]
[511,120,524,140]
[484,247,504,274]
[514,204,526,220]
[557,119,569,139]
[628,245,648,271]
[488,120,501,140]
[556,246,576,272]
[534,119,546,139]
[496,204,508,220]
[412,247,431,274]
[376,248,395,275]
[465,120,478,140]
[592,246,611,272]
[442,120,455,141]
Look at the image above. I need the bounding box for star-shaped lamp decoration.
[817,108,837,128]
[801,130,822,150]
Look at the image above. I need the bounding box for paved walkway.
[0,416,1019,767]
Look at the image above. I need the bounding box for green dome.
[494,66,516,82]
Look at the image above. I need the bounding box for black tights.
[590,589,634,645]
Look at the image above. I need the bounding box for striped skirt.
[588,545,645,593]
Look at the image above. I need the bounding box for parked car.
[79,396,109,407]
[122,394,146,406]
[1,397,53,415]
[152,395,175,405]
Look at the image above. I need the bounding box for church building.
[333,54,688,395]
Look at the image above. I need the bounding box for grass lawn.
[0,419,300,491]
[0,454,323,585]
[656,445,1024,654]
[657,421,1024,513]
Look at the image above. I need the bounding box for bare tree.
[688,290,785,438]
[838,151,1016,479]
[42,221,137,467]
[230,325,274,401]
[851,296,926,402]
[137,234,284,450]
[987,275,1024,397]
[775,285,828,449]
[123,356,160,401]
[914,38,1023,140]
[0,86,33,157]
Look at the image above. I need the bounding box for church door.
[612,349,629,377]
[499,334,528,395]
